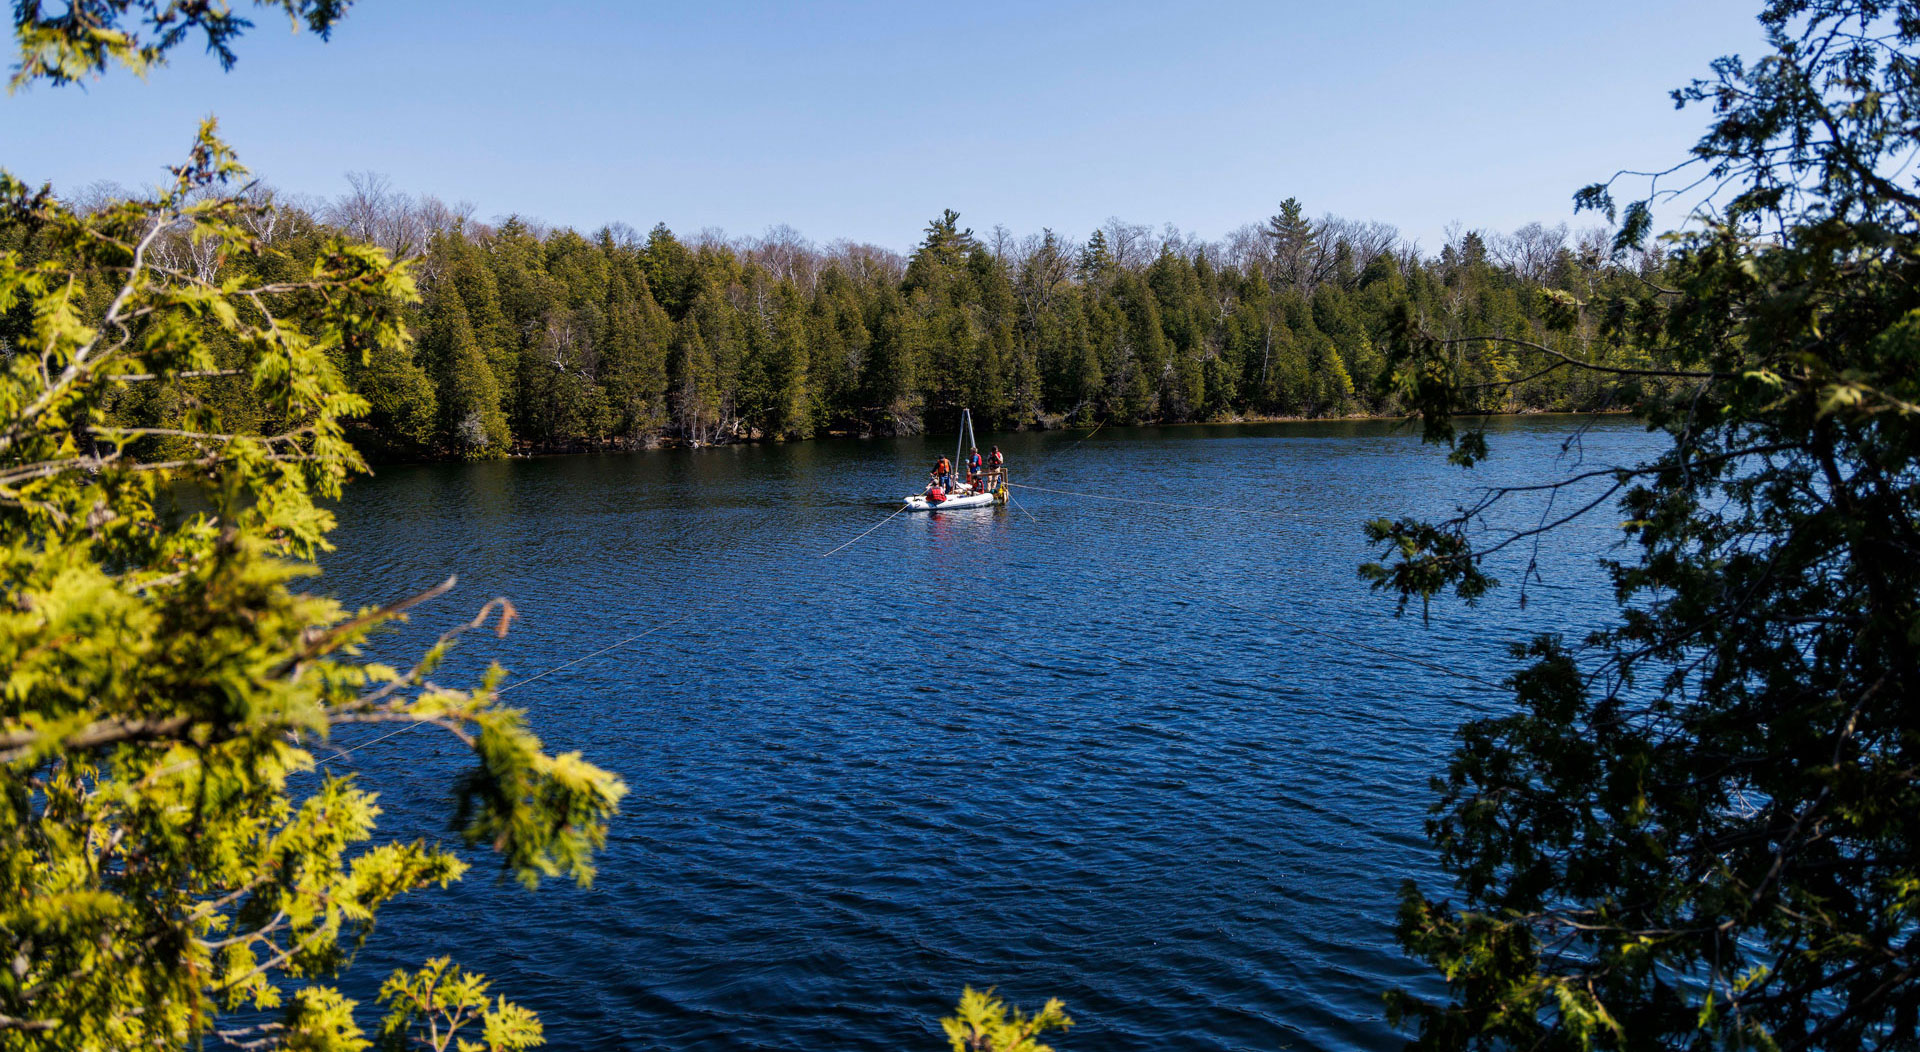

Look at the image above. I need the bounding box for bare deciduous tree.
[1222,223,1270,274]
[1322,217,1400,281]
[749,224,816,288]
[824,240,906,284]
[600,221,644,252]
[65,180,132,216]
[1015,229,1073,318]
[1491,221,1569,284]
[330,171,398,249]
[1102,217,1153,270]
[1393,239,1424,280]
[326,172,461,261]
[989,224,1016,262]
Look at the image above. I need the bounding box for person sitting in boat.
[925,480,947,504]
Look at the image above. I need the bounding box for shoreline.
[371,407,1638,465]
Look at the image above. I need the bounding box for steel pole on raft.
[955,408,967,487]
[962,407,994,499]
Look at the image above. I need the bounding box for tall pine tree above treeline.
[16,187,1676,459]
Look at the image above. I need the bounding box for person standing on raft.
[984,446,1006,492]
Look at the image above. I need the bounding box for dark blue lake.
[317,416,1660,1051]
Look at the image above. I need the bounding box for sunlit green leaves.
[941,987,1073,1052]
[377,957,544,1052]
[0,127,624,1049]
[10,1,355,91]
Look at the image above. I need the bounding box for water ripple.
[320,418,1658,1051]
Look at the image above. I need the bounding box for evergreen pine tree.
[1263,197,1320,293]
[422,281,510,455]
[1077,228,1115,282]
[904,208,975,292]
[768,280,813,438]
[597,263,672,439]
[863,285,922,433]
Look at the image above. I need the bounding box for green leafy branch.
[0,126,622,1051]
[11,1,353,90]
[941,987,1073,1052]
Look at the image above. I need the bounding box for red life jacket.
[927,485,946,503]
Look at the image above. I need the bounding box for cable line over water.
[496,613,703,695]
[302,420,1649,1051]
[328,508,890,765]
[817,505,908,558]
[328,438,1533,766]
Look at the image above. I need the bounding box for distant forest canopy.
[37,174,1675,458]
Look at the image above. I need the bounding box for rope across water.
[328,466,1497,762]
[817,505,908,558]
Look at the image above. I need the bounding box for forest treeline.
[27,177,1674,458]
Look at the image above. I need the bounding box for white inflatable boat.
[903,408,1007,513]
[903,486,1000,513]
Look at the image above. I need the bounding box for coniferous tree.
[1372,3,1920,1046]
[113,172,1684,452]
[342,322,438,459]
[864,284,922,431]
[766,280,814,438]
[0,22,623,1050]
[431,228,518,427]
[1077,228,1115,283]
[905,208,975,291]
[643,222,699,318]
[598,263,672,440]
[806,267,871,431]
[419,277,509,455]
[1264,197,1320,293]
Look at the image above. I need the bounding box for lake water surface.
[318,417,1662,1052]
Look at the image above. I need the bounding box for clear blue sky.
[2,0,1764,252]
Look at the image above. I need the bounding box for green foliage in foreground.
[1371,1,1920,1047]
[941,988,1073,1052]
[3,13,1067,1051]
[10,0,352,90]
[0,123,624,1050]
[377,959,543,1052]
